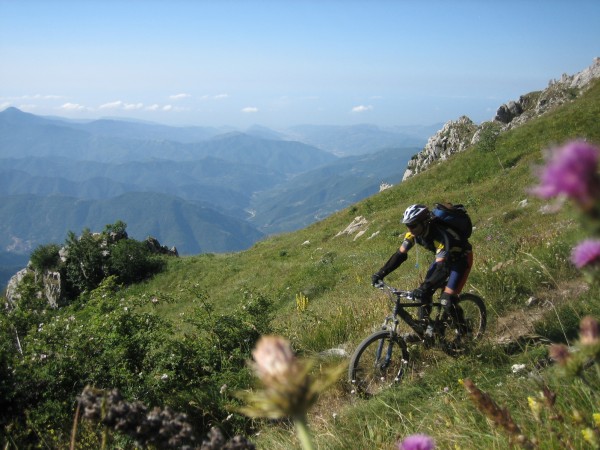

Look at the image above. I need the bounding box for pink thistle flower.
[579,316,600,346]
[549,344,571,365]
[398,434,435,450]
[252,335,297,381]
[531,140,600,210]
[571,239,600,269]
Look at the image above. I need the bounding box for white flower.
[511,363,526,374]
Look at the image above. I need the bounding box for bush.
[107,238,164,284]
[0,278,275,447]
[29,243,61,272]
[63,229,106,295]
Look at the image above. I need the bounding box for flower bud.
[579,316,600,345]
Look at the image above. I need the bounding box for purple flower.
[571,239,600,269]
[531,140,600,210]
[398,434,435,450]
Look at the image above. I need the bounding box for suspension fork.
[375,299,402,368]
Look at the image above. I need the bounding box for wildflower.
[511,363,526,374]
[527,396,542,421]
[531,140,600,211]
[251,335,299,385]
[582,428,599,447]
[398,434,435,450]
[77,386,199,448]
[593,412,600,427]
[549,344,571,365]
[462,379,534,448]
[570,240,600,269]
[238,335,344,450]
[572,409,584,424]
[579,316,600,345]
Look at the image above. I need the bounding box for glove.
[371,273,384,287]
[412,285,433,301]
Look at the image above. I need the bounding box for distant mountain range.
[0,106,429,286]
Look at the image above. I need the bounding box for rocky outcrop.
[4,266,32,307]
[403,116,478,180]
[403,57,600,180]
[5,235,178,308]
[145,237,179,257]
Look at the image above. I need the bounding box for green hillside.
[2,80,600,449]
[129,80,600,448]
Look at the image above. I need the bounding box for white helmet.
[402,204,430,226]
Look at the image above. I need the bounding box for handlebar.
[373,280,416,300]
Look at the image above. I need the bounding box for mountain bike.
[348,281,486,395]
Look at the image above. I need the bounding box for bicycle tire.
[459,293,487,339]
[438,293,487,352]
[348,330,409,396]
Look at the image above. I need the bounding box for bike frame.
[378,282,447,339]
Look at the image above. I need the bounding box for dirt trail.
[492,280,589,347]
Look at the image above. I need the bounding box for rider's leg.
[442,252,473,327]
[418,261,439,320]
[451,251,473,295]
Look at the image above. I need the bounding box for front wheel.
[348,330,409,396]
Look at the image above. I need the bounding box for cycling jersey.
[401,220,473,293]
[401,219,472,260]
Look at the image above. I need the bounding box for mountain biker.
[371,204,473,331]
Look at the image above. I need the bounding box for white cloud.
[0,102,11,110]
[200,94,229,101]
[60,102,87,111]
[146,104,160,111]
[99,100,124,110]
[7,94,64,101]
[163,105,173,111]
[241,106,258,113]
[169,93,191,100]
[99,100,143,111]
[123,102,143,111]
[351,105,373,113]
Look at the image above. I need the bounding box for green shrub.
[0,278,276,447]
[107,238,164,284]
[63,229,106,295]
[29,243,61,272]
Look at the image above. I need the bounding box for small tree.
[29,243,61,273]
[107,238,164,284]
[103,220,128,243]
[63,229,106,295]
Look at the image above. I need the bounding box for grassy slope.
[125,80,600,449]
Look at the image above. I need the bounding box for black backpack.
[431,203,472,240]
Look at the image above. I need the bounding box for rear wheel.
[348,330,409,396]
[439,293,486,353]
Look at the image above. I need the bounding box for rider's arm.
[372,232,414,281]
[420,256,448,291]
[373,249,407,280]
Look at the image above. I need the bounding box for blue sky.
[1,0,599,129]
